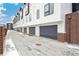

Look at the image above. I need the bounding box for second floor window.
[44,3,54,16]
[21,9,23,19]
[36,9,40,19]
[29,14,32,22]
[17,13,20,21]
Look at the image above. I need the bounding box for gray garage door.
[29,27,35,35]
[24,28,27,34]
[20,28,22,32]
[40,25,57,39]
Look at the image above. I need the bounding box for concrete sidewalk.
[7,30,79,56]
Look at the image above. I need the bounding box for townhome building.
[13,3,79,44]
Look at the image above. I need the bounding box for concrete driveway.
[6,30,79,56]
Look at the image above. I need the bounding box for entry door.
[66,12,78,44]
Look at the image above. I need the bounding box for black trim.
[72,3,79,12]
[44,3,54,16]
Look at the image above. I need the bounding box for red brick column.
[57,33,66,42]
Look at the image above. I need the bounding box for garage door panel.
[24,28,27,34]
[40,25,57,39]
[29,27,35,35]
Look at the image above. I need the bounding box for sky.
[0,3,23,24]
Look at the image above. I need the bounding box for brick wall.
[58,33,66,42]
[0,27,7,54]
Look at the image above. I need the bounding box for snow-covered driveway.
[3,30,79,56]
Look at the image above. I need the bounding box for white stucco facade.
[13,3,72,36]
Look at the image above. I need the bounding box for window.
[15,16,17,23]
[44,3,54,16]
[18,13,20,21]
[21,9,23,19]
[26,16,28,22]
[17,13,20,21]
[29,14,32,21]
[13,18,15,24]
[25,3,29,16]
[37,9,40,19]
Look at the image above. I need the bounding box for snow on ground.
[3,38,19,56]
[1,30,79,56]
[10,30,79,56]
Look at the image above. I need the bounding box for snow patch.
[3,38,19,56]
